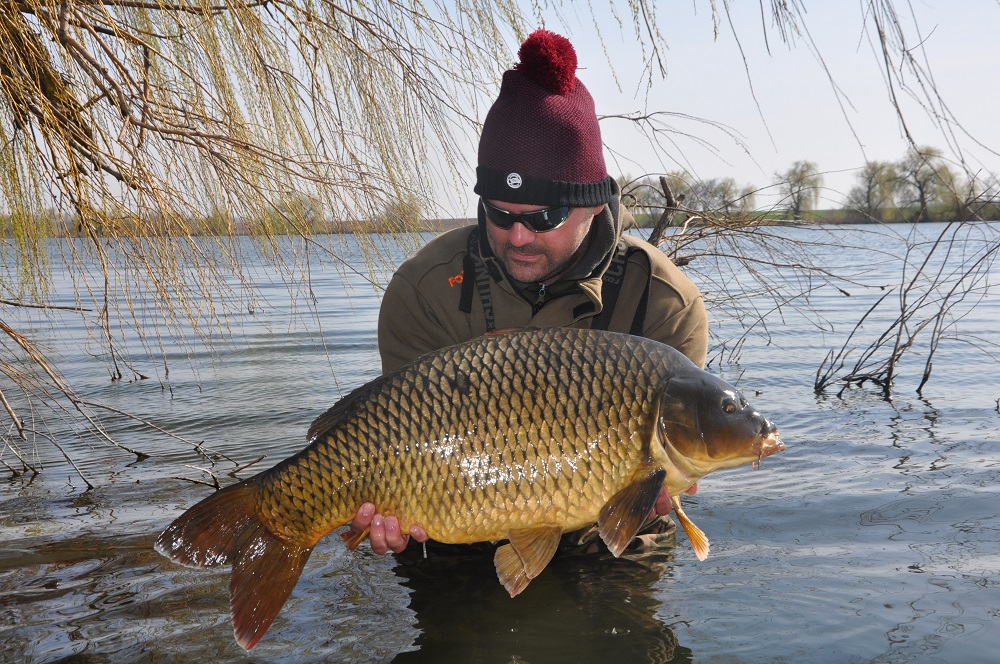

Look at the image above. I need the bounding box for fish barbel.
[155,327,784,649]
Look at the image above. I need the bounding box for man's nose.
[508,221,536,245]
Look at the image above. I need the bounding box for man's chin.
[503,256,549,283]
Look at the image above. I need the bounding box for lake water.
[1,222,998,663]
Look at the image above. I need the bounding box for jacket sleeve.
[644,294,708,369]
[615,238,709,368]
[638,246,709,368]
[377,271,457,374]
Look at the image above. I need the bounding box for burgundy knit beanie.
[475,30,614,207]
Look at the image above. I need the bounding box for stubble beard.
[498,240,589,285]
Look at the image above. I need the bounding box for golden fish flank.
[154,327,784,650]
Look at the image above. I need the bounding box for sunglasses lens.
[482,203,514,229]
[482,200,570,233]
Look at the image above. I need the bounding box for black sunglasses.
[481,199,572,233]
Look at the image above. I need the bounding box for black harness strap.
[628,260,651,336]
[590,240,652,335]
[458,230,496,331]
[458,251,475,315]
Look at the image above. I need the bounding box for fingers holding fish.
[351,502,428,555]
[650,483,698,519]
[653,487,672,517]
[350,502,376,535]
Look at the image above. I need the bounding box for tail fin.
[154,480,314,650]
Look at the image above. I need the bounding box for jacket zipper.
[532,283,547,315]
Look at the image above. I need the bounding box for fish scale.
[155,327,784,650]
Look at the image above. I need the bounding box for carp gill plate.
[155,327,784,649]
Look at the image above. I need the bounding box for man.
[352,29,707,555]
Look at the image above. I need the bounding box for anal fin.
[597,465,666,557]
[339,526,369,551]
[671,495,710,561]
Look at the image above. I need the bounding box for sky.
[441,1,1000,216]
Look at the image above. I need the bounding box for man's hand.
[350,502,429,555]
[652,482,698,517]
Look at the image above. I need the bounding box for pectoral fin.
[494,524,562,597]
[597,465,667,557]
[671,495,710,561]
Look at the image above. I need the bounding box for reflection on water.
[2,225,999,662]
[393,548,691,664]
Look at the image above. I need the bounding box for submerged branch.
[812,221,999,397]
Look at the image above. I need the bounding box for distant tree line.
[0,193,428,237]
[843,146,999,223]
[620,172,757,227]
[621,147,999,227]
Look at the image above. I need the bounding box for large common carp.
[155,327,784,649]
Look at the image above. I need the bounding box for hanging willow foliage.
[0,0,548,480]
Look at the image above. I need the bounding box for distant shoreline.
[5,210,997,239]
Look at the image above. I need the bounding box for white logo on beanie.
[506,172,523,189]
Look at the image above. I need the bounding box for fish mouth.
[751,421,784,469]
[759,430,785,458]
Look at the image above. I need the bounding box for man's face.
[484,200,604,285]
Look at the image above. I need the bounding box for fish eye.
[723,399,737,414]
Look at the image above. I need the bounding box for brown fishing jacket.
[378,194,708,374]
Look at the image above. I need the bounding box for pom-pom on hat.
[475,30,613,208]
